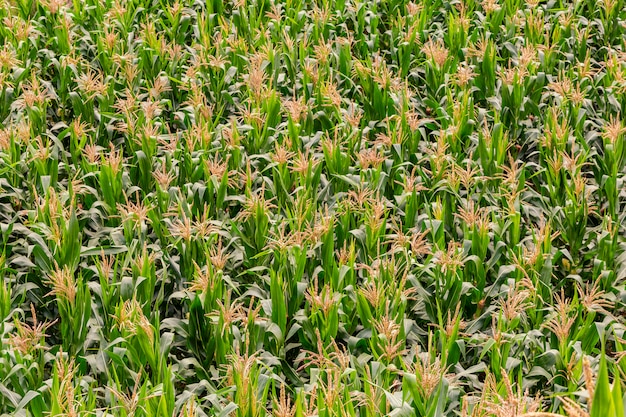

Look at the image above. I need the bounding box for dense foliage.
[1,0,626,415]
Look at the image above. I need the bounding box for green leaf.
[591,351,616,417]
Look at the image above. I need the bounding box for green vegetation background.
[1,0,626,415]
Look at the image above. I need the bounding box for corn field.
[1,0,626,415]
